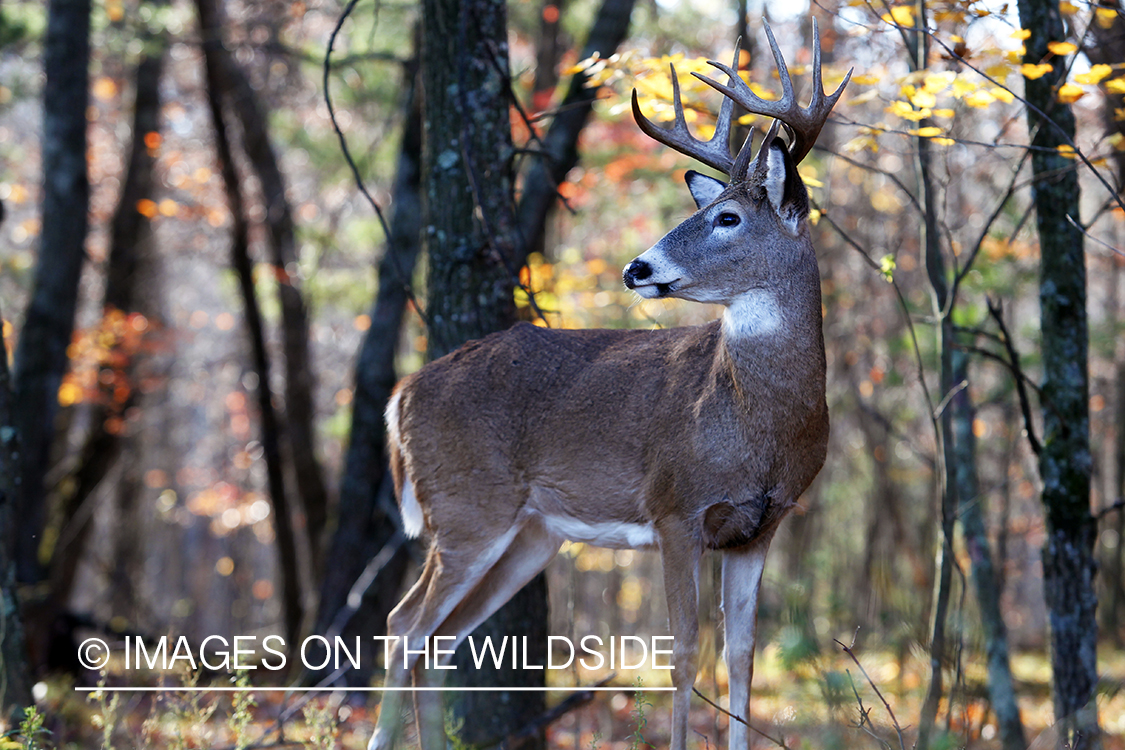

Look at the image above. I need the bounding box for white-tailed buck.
[369,19,848,750]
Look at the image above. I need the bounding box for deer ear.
[685,170,726,209]
[762,141,809,235]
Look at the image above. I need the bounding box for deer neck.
[717,264,825,396]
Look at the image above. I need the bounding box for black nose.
[622,259,652,288]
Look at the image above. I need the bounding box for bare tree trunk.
[195,0,330,569]
[0,300,32,716]
[1017,0,1101,745]
[951,349,1026,750]
[12,0,90,585]
[198,0,304,647]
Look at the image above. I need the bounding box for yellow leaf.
[932,108,955,118]
[877,5,913,26]
[933,137,956,146]
[887,100,930,120]
[851,74,881,86]
[952,76,978,98]
[985,63,1011,80]
[1048,41,1077,55]
[923,71,956,93]
[1096,7,1118,28]
[1107,77,1125,94]
[1056,144,1077,159]
[1006,50,1024,64]
[1056,82,1085,103]
[1010,28,1032,40]
[910,126,943,137]
[933,11,966,23]
[1109,132,1125,151]
[808,208,821,226]
[910,90,937,108]
[1076,64,1113,85]
[964,90,996,108]
[1020,63,1054,80]
[990,87,1015,103]
[1059,0,1079,13]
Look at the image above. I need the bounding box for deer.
[367,19,848,750]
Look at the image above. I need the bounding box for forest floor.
[31,643,1125,749]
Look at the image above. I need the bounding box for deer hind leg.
[659,527,701,750]
[412,515,562,750]
[368,522,523,750]
[721,532,774,750]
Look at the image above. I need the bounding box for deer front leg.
[721,532,773,750]
[660,531,701,750]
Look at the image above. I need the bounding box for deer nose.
[622,259,652,288]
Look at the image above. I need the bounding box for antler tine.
[631,47,742,176]
[692,18,852,165]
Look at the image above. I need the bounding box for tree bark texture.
[0,300,32,715]
[196,0,330,570]
[1017,0,1101,745]
[422,0,546,744]
[951,349,1026,750]
[13,0,91,584]
[198,0,304,648]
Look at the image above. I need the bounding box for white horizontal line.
[75,686,676,693]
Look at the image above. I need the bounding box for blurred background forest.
[1,0,1125,747]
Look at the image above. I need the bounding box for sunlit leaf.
[1010,28,1032,40]
[1075,64,1113,85]
[932,108,955,118]
[1056,144,1077,159]
[1096,7,1118,28]
[952,76,978,98]
[1020,63,1054,80]
[1047,41,1077,55]
[909,89,937,108]
[990,87,1016,103]
[909,126,943,138]
[1107,77,1125,94]
[1056,82,1085,103]
[879,254,896,282]
[964,90,996,108]
[923,71,956,94]
[881,5,915,26]
[851,74,881,86]
[933,137,956,146]
[1059,0,1079,14]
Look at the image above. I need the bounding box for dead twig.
[834,637,908,750]
[691,687,790,749]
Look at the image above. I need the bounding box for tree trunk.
[0,300,32,716]
[196,0,330,569]
[12,0,91,585]
[198,0,304,648]
[951,348,1026,750]
[1016,0,1101,745]
[422,0,546,744]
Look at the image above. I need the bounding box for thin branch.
[986,299,1043,457]
[692,687,790,749]
[834,639,908,750]
[1067,213,1125,258]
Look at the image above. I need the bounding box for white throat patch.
[723,290,782,339]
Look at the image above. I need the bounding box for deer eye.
[715,212,740,227]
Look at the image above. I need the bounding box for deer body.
[368,20,846,750]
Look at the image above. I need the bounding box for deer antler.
[630,44,741,176]
[695,18,851,165]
